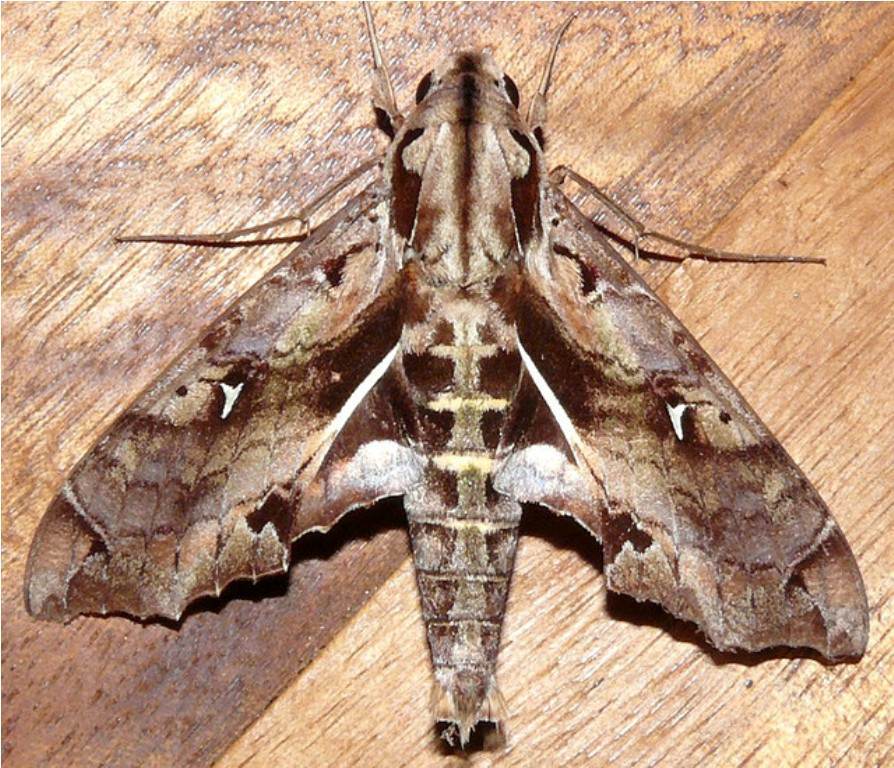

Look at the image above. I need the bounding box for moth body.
[388,51,539,742]
[24,12,869,752]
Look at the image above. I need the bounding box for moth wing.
[506,186,868,658]
[25,186,419,622]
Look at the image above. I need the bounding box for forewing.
[514,186,868,658]
[25,185,410,622]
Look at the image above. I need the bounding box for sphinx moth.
[24,5,868,747]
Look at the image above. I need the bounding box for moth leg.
[527,13,577,146]
[362,3,403,138]
[117,157,380,247]
[550,165,825,265]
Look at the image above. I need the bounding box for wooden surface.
[3,3,893,766]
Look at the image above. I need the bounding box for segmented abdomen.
[401,291,521,734]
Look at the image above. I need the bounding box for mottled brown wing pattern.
[510,186,868,659]
[25,185,409,622]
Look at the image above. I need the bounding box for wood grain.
[3,3,893,766]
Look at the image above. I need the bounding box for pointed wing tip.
[827,621,868,660]
[791,523,869,660]
[23,495,82,623]
[820,594,869,661]
[23,586,68,623]
[604,523,869,662]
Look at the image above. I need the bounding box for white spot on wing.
[666,402,690,441]
[517,337,583,451]
[219,381,245,419]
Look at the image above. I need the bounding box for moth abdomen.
[400,282,522,743]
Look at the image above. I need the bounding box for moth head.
[415,51,521,112]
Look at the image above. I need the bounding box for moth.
[25,4,868,747]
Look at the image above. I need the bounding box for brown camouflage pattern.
[25,34,868,750]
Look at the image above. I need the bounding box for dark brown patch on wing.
[508,130,540,251]
[602,511,654,561]
[391,127,425,240]
[312,289,403,416]
[200,323,229,351]
[247,491,291,542]
[322,242,368,288]
[554,243,600,295]
[517,287,601,425]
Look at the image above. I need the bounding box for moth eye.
[175,385,188,397]
[415,71,434,103]
[503,74,520,108]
